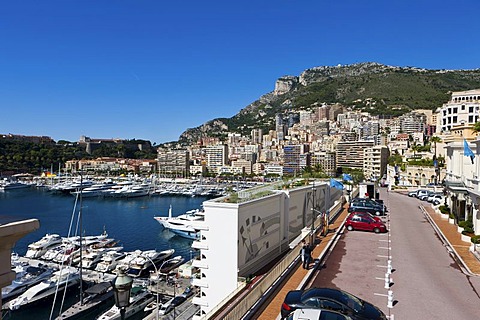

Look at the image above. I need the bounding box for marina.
[0,187,208,319]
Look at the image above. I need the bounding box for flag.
[330,178,344,190]
[464,139,475,164]
[342,173,353,182]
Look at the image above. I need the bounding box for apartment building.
[336,140,374,170]
[157,148,190,176]
[204,144,228,174]
[363,146,389,181]
[311,151,336,177]
[437,89,480,133]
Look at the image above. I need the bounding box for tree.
[473,122,480,134]
[430,136,442,159]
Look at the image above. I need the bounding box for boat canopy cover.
[85,282,111,295]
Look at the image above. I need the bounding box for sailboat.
[55,282,115,320]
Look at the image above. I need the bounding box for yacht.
[113,250,141,273]
[126,249,175,278]
[55,282,114,320]
[70,181,117,198]
[159,256,185,274]
[79,248,108,269]
[0,181,31,190]
[96,287,154,320]
[1,264,55,302]
[7,267,81,310]
[25,234,63,259]
[153,206,204,240]
[42,242,78,262]
[95,251,126,273]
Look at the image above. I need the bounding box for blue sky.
[1,1,479,144]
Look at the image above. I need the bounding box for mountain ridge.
[178,62,480,144]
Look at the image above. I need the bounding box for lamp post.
[310,182,316,245]
[144,256,160,320]
[112,267,133,320]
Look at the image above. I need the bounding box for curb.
[420,205,476,277]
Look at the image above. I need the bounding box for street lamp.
[112,267,133,320]
[144,255,160,320]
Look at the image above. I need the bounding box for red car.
[345,213,387,233]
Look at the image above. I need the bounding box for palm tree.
[473,122,480,134]
[430,136,442,159]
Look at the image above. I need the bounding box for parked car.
[158,295,187,315]
[286,308,353,320]
[348,201,386,216]
[350,198,387,212]
[432,197,445,206]
[407,190,418,197]
[408,189,429,198]
[179,286,195,298]
[419,190,436,201]
[427,193,444,203]
[416,189,429,199]
[280,287,387,320]
[345,213,387,233]
[347,211,383,222]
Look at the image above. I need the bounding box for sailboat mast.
[79,172,84,305]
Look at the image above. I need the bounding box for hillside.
[179,62,480,144]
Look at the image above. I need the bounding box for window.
[470,107,474,113]
[469,116,474,123]
[304,298,321,308]
[319,299,344,313]
[462,105,465,110]
[453,116,457,123]
[453,107,458,113]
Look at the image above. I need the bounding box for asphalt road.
[310,188,480,319]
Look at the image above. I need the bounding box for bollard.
[384,273,390,289]
[387,259,392,274]
[387,290,394,308]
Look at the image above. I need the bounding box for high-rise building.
[336,140,374,170]
[363,146,390,181]
[204,144,228,174]
[157,149,190,177]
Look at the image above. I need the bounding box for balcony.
[192,259,209,269]
[191,240,209,250]
[192,278,209,288]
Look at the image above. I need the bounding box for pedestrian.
[301,240,312,269]
[300,239,306,266]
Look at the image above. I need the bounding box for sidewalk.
[423,205,480,275]
[256,204,351,320]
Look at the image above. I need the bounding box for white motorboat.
[80,248,108,269]
[154,206,204,240]
[0,181,31,190]
[25,234,63,259]
[96,287,154,320]
[95,251,126,273]
[113,250,141,273]
[70,181,117,198]
[126,249,175,278]
[1,264,55,302]
[7,267,81,310]
[159,256,185,274]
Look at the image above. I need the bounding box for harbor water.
[0,188,207,320]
